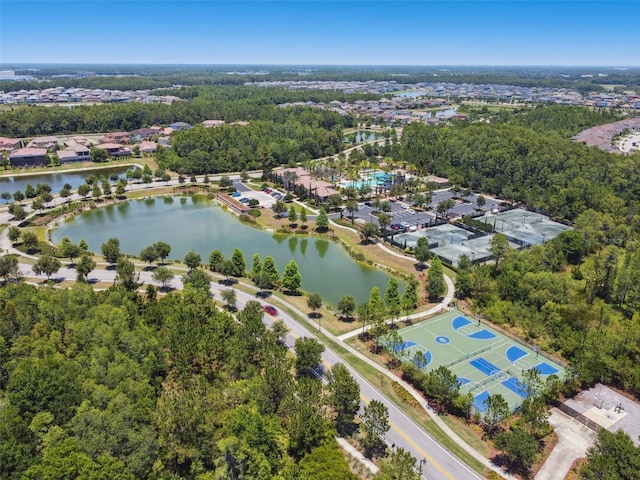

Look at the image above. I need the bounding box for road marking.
[360,396,456,480]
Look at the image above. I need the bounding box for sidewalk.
[336,437,379,474]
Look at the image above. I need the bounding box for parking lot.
[231,181,282,208]
[328,189,503,234]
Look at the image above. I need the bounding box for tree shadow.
[256,290,272,299]
[491,453,530,478]
[414,263,427,271]
[338,315,356,324]
[219,278,238,286]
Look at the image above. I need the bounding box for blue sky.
[1,1,638,66]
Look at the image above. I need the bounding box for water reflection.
[52,198,403,306]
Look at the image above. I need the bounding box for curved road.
[6,257,483,480]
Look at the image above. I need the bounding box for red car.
[263,305,278,316]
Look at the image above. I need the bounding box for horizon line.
[1,63,639,69]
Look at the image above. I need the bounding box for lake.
[51,196,403,306]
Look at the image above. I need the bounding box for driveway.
[535,408,596,480]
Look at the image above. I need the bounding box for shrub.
[239,213,257,224]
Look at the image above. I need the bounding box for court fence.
[556,402,603,433]
[444,345,492,368]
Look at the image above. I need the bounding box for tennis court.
[391,224,474,251]
[395,309,565,413]
[490,208,572,247]
[431,235,519,266]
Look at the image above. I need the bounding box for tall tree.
[231,248,246,277]
[152,266,175,289]
[375,447,422,480]
[414,236,430,267]
[315,208,329,232]
[75,254,96,282]
[361,399,390,457]
[282,260,302,293]
[209,249,224,272]
[581,429,640,480]
[32,255,61,281]
[337,295,356,320]
[384,278,401,322]
[114,256,140,292]
[101,237,121,266]
[261,256,280,288]
[183,250,201,270]
[250,253,262,282]
[327,363,360,434]
[294,337,324,379]
[426,256,445,302]
[489,233,510,272]
[153,241,171,264]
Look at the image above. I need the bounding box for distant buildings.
[572,117,640,153]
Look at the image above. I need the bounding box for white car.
[400,221,410,228]
[406,209,415,215]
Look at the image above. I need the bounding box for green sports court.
[395,309,565,413]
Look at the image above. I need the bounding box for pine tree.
[282,260,302,293]
[426,256,446,302]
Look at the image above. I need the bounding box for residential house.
[9,147,48,167]
[139,140,157,154]
[0,137,22,151]
[27,136,59,150]
[129,127,160,141]
[169,121,192,131]
[202,119,225,128]
[57,145,91,163]
[95,143,130,158]
[424,175,450,188]
[102,131,130,144]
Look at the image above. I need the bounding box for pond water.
[395,90,428,98]
[0,166,132,197]
[343,130,381,143]
[51,196,403,306]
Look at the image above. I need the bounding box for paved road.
[11,259,482,480]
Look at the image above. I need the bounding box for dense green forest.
[0,282,362,479]
[395,112,640,221]
[157,110,346,174]
[0,86,358,137]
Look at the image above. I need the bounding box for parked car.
[265,188,273,194]
[400,221,410,228]
[263,305,278,316]
[390,224,402,231]
[231,192,241,197]
[239,198,250,204]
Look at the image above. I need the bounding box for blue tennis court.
[470,357,501,376]
[395,309,566,414]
